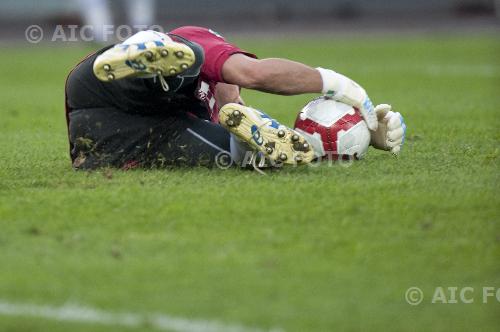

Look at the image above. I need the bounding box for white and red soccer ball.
[294,97,371,160]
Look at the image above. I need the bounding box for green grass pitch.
[0,34,499,331]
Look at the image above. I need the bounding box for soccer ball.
[294,97,371,159]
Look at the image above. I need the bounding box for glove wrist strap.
[316,67,343,97]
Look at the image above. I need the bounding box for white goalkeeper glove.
[316,67,377,131]
[370,104,406,155]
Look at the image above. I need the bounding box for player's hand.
[358,95,377,132]
[316,68,378,131]
[334,79,378,131]
[370,104,406,155]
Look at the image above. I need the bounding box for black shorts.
[65,45,230,169]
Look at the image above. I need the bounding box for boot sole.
[219,103,315,165]
[93,41,195,82]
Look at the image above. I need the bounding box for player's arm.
[222,54,377,130]
[222,54,322,95]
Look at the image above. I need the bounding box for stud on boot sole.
[225,110,244,127]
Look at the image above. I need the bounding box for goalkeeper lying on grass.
[65,27,406,169]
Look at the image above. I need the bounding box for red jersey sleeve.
[169,26,256,83]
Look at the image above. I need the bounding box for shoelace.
[158,74,169,92]
[251,152,266,175]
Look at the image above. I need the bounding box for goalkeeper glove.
[316,67,377,131]
[370,104,406,155]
